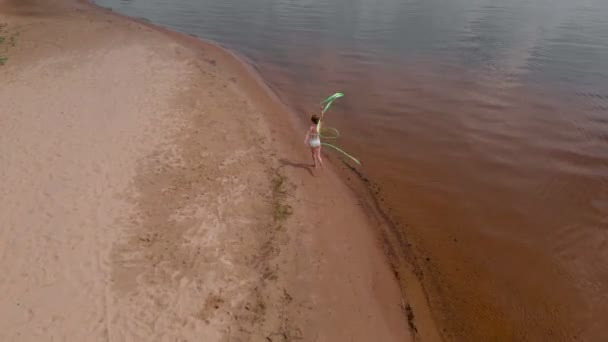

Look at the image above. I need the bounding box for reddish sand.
[0,0,437,340]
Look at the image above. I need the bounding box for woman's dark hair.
[311,114,320,124]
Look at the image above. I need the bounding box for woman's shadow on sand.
[279,158,314,177]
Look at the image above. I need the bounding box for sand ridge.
[0,1,418,341]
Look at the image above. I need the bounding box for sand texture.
[0,1,417,341]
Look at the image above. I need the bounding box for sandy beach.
[0,0,431,340]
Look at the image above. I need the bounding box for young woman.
[304,114,324,169]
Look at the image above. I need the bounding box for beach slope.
[0,0,414,340]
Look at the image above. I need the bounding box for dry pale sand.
[0,0,430,341]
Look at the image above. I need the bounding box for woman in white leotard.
[304,114,324,169]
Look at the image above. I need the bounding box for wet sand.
[84,0,608,340]
[262,59,607,341]
[0,0,428,340]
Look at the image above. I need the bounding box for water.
[96,0,608,340]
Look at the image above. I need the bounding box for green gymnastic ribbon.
[315,92,361,165]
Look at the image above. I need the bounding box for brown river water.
[97,0,608,340]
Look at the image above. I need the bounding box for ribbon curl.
[315,93,361,165]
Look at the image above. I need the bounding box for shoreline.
[50,1,602,341]
[1,0,439,340]
[83,2,442,340]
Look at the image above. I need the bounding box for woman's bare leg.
[310,148,317,167]
[315,147,324,169]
